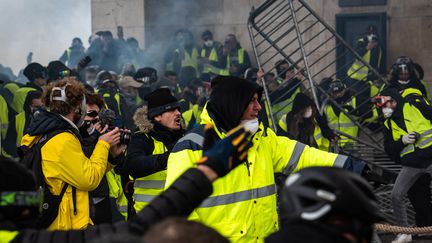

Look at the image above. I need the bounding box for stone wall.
[91,0,432,84]
[91,0,145,48]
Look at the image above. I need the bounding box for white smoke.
[0,0,91,77]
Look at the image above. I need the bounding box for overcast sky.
[0,0,91,75]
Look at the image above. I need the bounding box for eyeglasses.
[86,110,99,118]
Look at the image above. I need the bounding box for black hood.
[26,110,79,137]
[208,76,263,131]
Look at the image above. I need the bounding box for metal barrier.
[247,0,413,226]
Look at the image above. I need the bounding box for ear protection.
[58,69,71,79]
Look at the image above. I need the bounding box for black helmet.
[390,56,416,82]
[329,79,346,92]
[280,167,382,224]
[96,70,114,86]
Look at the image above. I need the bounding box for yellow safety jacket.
[102,92,122,116]
[271,86,302,121]
[347,38,382,81]
[133,134,168,213]
[165,106,348,242]
[201,47,220,75]
[0,230,18,243]
[278,114,330,151]
[20,132,110,230]
[15,112,26,147]
[401,87,431,105]
[220,48,245,76]
[106,169,128,219]
[11,87,36,114]
[182,104,202,130]
[384,103,432,158]
[324,98,359,147]
[0,95,8,141]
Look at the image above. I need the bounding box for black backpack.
[18,129,77,229]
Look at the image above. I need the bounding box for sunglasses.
[86,110,99,118]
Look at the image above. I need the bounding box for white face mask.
[382,107,394,118]
[204,40,213,47]
[398,79,410,85]
[303,107,313,118]
[240,118,259,135]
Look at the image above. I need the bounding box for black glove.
[197,124,252,178]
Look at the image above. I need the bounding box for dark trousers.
[407,173,432,226]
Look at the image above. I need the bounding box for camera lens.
[120,131,132,145]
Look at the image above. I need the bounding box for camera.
[98,108,131,144]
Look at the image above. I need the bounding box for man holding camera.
[375,88,432,243]
[20,78,125,230]
[347,25,383,84]
[124,88,185,213]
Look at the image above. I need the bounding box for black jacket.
[383,98,432,168]
[124,122,184,179]
[265,222,353,243]
[11,168,213,243]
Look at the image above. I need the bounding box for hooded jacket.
[382,88,432,168]
[20,111,110,230]
[124,106,184,212]
[165,77,349,242]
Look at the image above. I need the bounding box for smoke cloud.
[0,0,91,78]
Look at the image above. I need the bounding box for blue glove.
[197,124,252,177]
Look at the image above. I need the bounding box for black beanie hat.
[47,61,71,82]
[144,88,180,118]
[134,67,158,84]
[209,76,263,130]
[23,62,47,82]
[291,93,313,115]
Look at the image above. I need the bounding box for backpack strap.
[37,130,78,215]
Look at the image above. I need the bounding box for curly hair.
[43,77,85,116]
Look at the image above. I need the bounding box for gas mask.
[303,107,313,118]
[382,107,394,118]
[240,118,259,135]
[204,40,213,47]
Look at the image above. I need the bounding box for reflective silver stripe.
[315,133,322,140]
[420,129,432,137]
[400,144,414,156]
[176,132,204,145]
[199,184,276,208]
[0,124,7,129]
[135,180,165,189]
[333,154,348,168]
[119,205,128,213]
[134,194,156,203]
[418,136,432,148]
[283,142,306,175]
[337,122,356,128]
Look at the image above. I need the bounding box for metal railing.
[248,0,406,225]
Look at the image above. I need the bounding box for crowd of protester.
[0,24,431,243]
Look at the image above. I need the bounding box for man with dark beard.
[124,88,185,214]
